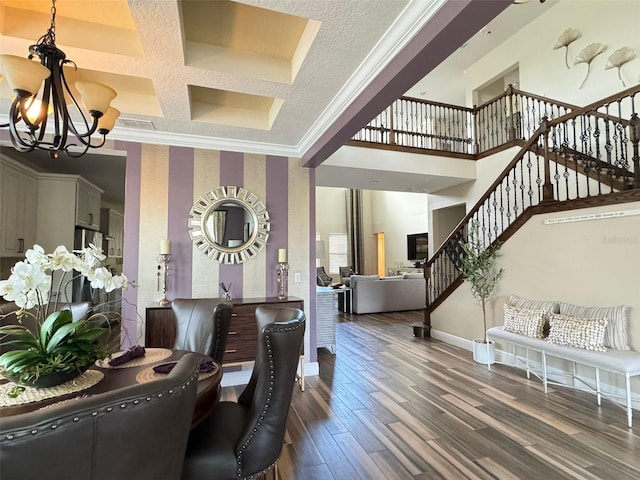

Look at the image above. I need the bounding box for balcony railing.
[351,85,579,156]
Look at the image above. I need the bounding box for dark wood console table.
[145,296,304,366]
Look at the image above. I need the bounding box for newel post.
[630,113,640,188]
[540,116,555,202]
[414,264,431,338]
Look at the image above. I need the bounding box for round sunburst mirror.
[188,186,270,264]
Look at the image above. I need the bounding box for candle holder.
[276,261,289,300]
[157,253,170,306]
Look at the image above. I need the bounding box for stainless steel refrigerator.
[72,227,104,304]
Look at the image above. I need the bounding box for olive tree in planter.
[457,221,504,365]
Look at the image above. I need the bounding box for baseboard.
[430,328,640,411]
[221,361,319,388]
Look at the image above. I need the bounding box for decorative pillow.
[503,304,546,338]
[509,295,559,314]
[558,302,630,351]
[381,275,403,280]
[547,313,608,351]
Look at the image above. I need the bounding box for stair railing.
[351,86,581,156]
[425,84,640,317]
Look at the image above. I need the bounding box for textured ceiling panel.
[181,0,319,84]
[189,85,283,130]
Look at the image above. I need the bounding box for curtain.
[211,211,226,245]
[345,189,364,274]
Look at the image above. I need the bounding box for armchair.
[316,266,333,286]
[339,266,355,284]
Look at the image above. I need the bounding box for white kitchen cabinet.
[0,157,38,256]
[100,208,124,258]
[36,174,104,252]
[76,181,102,230]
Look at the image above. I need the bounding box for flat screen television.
[407,232,428,265]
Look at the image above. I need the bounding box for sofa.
[349,274,425,314]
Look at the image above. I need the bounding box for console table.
[145,296,304,366]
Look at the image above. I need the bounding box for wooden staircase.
[420,85,640,335]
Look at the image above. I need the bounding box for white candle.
[278,248,287,263]
[160,239,170,254]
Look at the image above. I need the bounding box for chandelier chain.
[37,0,57,47]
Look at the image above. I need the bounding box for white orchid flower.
[112,274,129,291]
[75,243,106,269]
[50,246,76,272]
[89,267,111,290]
[0,278,26,301]
[25,244,51,269]
[11,262,50,294]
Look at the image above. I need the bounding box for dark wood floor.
[221,311,640,479]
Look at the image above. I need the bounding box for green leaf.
[45,320,85,354]
[39,310,73,350]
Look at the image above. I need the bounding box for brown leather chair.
[0,353,200,480]
[182,306,306,480]
[171,299,233,365]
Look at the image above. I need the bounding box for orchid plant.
[0,244,128,389]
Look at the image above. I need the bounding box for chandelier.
[0,0,119,158]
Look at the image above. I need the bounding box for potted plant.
[0,244,128,394]
[457,221,504,364]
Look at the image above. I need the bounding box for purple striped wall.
[308,168,317,362]
[168,146,194,299]
[265,156,288,297]
[219,151,244,299]
[116,140,142,348]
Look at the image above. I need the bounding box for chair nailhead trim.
[31,429,38,434]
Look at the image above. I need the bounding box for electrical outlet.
[294,272,301,283]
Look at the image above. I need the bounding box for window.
[328,233,348,274]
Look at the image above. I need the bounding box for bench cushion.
[487,326,640,375]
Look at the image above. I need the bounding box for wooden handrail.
[427,128,544,263]
[547,84,640,128]
[399,95,474,113]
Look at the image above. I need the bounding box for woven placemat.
[95,348,172,369]
[135,363,220,384]
[0,370,104,407]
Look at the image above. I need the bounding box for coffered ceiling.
[0,0,554,197]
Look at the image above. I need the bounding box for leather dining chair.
[0,353,200,480]
[182,306,306,480]
[172,298,233,365]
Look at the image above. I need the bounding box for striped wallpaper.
[115,141,316,363]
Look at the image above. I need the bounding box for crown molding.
[295,0,448,158]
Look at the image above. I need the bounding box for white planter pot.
[472,340,495,365]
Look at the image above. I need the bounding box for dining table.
[0,348,222,428]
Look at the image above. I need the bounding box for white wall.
[371,190,428,269]
[464,0,640,107]
[316,187,429,276]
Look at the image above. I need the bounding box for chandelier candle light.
[157,239,170,306]
[276,248,289,300]
[0,0,120,158]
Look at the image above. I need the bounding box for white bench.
[487,326,640,428]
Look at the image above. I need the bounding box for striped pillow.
[503,304,546,338]
[547,313,607,352]
[559,302,629,351]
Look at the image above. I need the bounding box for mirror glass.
[188,186,270,264]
